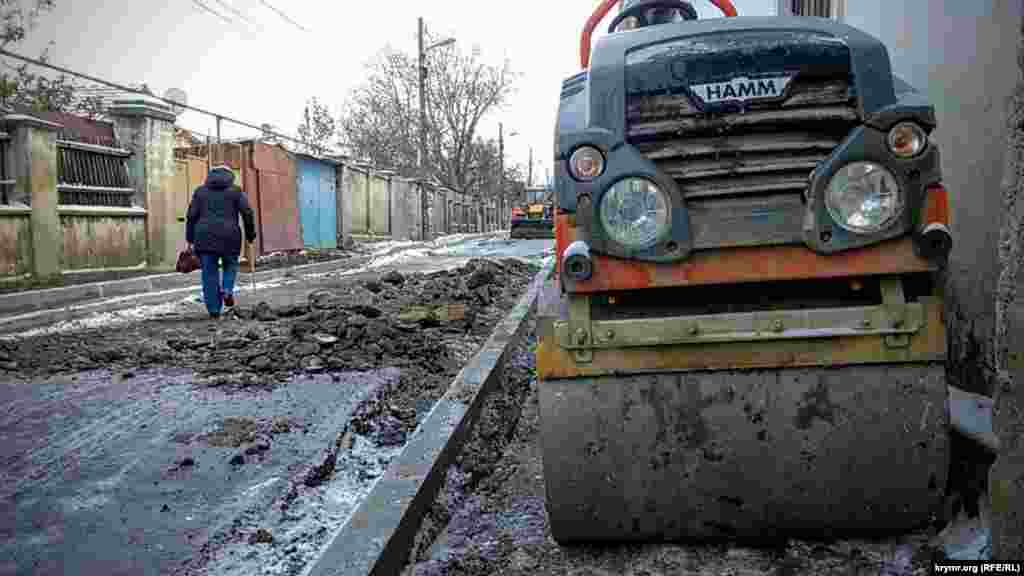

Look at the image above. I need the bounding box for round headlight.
[616,15,641,32]
[568,146,605,181]
[599,177,670,248]
[825,162,903,234]
[888,122,927,158]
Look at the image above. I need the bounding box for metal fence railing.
[0,134,12,204]
[57,140,135,207]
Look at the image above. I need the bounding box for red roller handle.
[579,0,739,69]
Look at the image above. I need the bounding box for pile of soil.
[0,258,539,386]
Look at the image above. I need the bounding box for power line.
[0,47,311,149]
[211,0,254,24]
[192,0,234,24]
[257,0,309,32]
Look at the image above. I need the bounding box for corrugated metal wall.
[249,143,302,254]
[296,155,338,249]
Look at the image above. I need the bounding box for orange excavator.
[537,0,954,543]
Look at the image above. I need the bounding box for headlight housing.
[569,146,605,181]
[887,122,927,158]
[599,177,670,248]
[825,162,903,234]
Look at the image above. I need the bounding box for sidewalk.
[0,231,504,325]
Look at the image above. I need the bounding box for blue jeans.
[199,253,239,315]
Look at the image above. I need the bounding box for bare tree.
[338,33,517,191]
[295,97,336,156]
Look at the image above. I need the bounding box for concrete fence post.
[5,114,62,280]
[109,96,178,270]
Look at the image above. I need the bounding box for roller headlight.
[569,146,605,181]
[887,122,927,158]
[599,177,670,248]
[825,162,903,234]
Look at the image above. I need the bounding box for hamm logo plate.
[690,75,794,105]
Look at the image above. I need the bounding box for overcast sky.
[22,0,776,183]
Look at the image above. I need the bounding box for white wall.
[845,0,1022,390]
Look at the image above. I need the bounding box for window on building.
[791,0,832,17]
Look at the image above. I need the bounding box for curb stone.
[304,257,554,576]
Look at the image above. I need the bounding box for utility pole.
[302,106,310,154]
[418,17,427,176]
[418,17,429,238]
[499,122,505,228]
[528,146,533,188]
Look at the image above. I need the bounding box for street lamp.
[418,18,454,237]
[418,17,455,175]
[499,126,521,230]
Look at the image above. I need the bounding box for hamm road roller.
[536,0,955,542]
[510,185,556,239]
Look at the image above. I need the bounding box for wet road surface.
[0,367,400,576]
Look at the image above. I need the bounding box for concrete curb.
[305,257,555,576]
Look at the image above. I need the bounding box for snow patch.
[201,434,404,576]
[2,277,294,340]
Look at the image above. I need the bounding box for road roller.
[536,0,954,543]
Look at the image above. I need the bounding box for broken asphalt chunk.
[249,528,274,545]
[254,302,277,322]
[382,270,406,285]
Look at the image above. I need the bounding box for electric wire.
[211,0,254,24]
[191,0,234,24]
[257,0,309,32]
[0,47,310,148]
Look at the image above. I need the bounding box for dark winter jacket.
[186,167,257,257]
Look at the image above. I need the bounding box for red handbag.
[176,249,200,274]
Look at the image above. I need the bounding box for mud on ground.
[403,319,951,576]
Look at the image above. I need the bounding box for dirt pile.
[0,258,539,385]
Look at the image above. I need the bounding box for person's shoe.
[209,312,221,320]
[224,292,235,308]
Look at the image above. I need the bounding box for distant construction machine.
[509,185,555,239]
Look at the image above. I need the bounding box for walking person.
[185,165,257,319]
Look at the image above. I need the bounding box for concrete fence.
[338,163,502,243]
[0,97,179,282]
